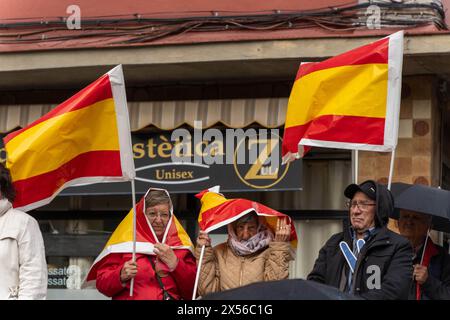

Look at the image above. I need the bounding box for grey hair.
[234,211,259,227]
[145,189,171,209]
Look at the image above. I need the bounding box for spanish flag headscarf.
[196,186,298,251]
[83,187,193,287]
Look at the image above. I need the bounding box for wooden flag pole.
[192,244,206,300]
[129,179,137,297]
[355,150,359,184]
[387,149,396,190]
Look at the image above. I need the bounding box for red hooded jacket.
[95,250,196,300]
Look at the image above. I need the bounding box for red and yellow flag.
[84,189,193,285]
[196,186,297,249]
[282,31,403,161]
[3,65,135,211]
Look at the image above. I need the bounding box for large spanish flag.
[3,65,135,212]
[84,188,193,286]
[282,31,403,161]
[196,186,297,250]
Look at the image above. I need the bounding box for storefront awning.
[0,97,288,134]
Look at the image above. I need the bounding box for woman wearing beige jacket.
[195,212,293,296]
[0,163,47,300]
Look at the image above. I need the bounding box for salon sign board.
[1,128,301,195]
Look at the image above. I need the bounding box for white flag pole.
[419,228,431,265]
[129,179,137,297]
[387,149,396,190]
[352,150,359,184]
[192,244,206,300]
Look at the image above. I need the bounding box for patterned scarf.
[227,221,274,256]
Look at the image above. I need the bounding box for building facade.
[1,0,449,299]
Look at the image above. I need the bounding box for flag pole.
[419,228,431,265]
[352,150,359,184]
[129,178,137,297]
[192,244,205,300]
[387,149,396,190]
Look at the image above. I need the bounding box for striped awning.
[0,98,288,134]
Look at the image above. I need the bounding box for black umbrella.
[390,182,450,233]
[201,279,360,300]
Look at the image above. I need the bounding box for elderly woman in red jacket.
[94,188,196,300]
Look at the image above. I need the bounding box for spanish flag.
[282,31,403,161]
[3,65,135,211]
[196,186,297,250]
[84,188,193,286]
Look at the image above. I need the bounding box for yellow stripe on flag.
[104,209,133,248]
[6,98,119,181]
[198,192,229,222]
[173,216,194,247]
[285,64,388,128]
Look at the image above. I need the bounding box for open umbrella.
[201,279,359,300]
[390,183,450,233]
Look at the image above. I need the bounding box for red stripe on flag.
[296,38,389,80]
[4,75,112,144]
[12,150,122,208]
[282,115,385,156]
[199,198,285,231]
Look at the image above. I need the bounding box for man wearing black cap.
[307,180,413,299]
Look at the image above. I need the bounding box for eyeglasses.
[345,201,376,212]
[145,211,170,220]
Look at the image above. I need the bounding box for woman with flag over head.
[84,188,196,300]
[194,187,296,297]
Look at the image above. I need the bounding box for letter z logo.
[244,138,279,180]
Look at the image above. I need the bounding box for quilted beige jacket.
[195,241,293,296]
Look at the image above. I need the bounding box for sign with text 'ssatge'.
[1,127,301,195]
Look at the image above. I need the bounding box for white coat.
[0,199,47,299]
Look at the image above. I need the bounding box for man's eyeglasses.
[145,211,170,220]
[345,201,376,212]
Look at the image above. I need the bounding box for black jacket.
[307,181,413,300]
[307,227,413,299]
[409,242,450,300]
